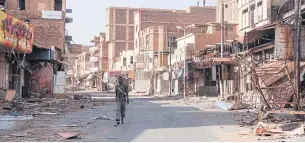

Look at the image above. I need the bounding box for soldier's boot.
[121,118,124,124]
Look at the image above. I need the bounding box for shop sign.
[0,11,34,53]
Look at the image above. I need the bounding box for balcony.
[90,56,99,63]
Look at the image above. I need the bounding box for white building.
[238,0,281,36]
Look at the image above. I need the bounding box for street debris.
[58,132,80,139]
[107,137,117,139]
[91,115,114,120]
[37,112,59,115]
[60,124,79,127]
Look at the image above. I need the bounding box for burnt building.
[0,0,68,98]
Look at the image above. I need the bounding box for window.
[130,56,134,64]
[257,1,263,22]
[54,0,63,11]
[18,0,25,10]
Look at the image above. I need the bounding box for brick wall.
[6,10,65,49]
[6,0,54,11]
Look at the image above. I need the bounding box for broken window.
[54,0,63,11]
[18,0,25,10]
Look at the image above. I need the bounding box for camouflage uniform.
[115,84,128,123]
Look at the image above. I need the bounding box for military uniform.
[115,84,128,124]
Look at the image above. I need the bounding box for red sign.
[0,11,34,53]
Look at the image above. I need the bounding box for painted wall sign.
[0,11,34,53]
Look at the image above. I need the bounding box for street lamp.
[176,26,187,99]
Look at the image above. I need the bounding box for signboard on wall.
[0,11,34,53]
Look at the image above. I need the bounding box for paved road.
[0,94,261,142]
[54,96,255,142]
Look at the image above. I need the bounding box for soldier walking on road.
[115,76,129,126]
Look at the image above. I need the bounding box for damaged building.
[0,0,68,99]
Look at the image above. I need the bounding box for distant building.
[216,0,239,24]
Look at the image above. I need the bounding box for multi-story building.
[106,6,216,72]
[132,6,216,94]
[172,23,238,96]
[74,52,90,90]
[216,0,239,24]
[134,6,216,56]
[2,0,67,97]
[238,0,281,37]
[89,33,109,91]
[65,44,90,89]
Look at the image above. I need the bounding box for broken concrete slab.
[91,115,114,120]
[58,132,80,139]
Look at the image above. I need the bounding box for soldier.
[115,76,129,126]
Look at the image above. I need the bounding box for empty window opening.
[18,0,25,10]
[54,0,63,11]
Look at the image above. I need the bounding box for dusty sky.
[66,0,216,45]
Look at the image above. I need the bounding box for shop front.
[0,11,34,98]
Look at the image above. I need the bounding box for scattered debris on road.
[58,132,80,139]
[91,115,114,120]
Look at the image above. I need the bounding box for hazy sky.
[66,0,216,45]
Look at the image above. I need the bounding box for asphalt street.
[54,95,256,142]
[0,93,260,142]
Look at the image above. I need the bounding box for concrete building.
[74,52,90,90]
[65,44,90,89]
[106,6,216,72]
[134,6,216,56]
[89,33,109,91]
[238,0,281,37]
[171,23,238,96]
[2,0,67,97]
[132,6,216,94]
[216,0,239,24]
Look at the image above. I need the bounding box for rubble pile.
[0,93,105,117]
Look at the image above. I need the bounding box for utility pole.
[183,29,186,99]
[220,0,225,99]
[169,37,172,97]
[293,0,301,112]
